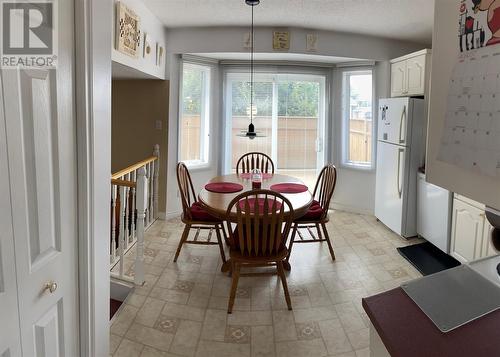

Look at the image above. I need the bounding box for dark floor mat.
[397,241,461,276]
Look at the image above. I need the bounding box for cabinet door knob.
[43,281,58,294]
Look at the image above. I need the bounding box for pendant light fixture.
[238,0,266,139]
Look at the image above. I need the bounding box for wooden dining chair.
[286,164,337,262]
[225,190,294,313]
[236,152,275,174]
[174,162,227,266]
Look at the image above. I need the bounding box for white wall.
[427,0,500,209]
[165,27,425,216]
[112,0,167,79]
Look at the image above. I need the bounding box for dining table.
[198,173,314,271]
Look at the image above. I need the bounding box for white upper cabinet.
[390,49,431,97]
[391,61,407,97]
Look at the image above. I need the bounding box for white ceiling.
[142,0,434,44]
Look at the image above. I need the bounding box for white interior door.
[0,74,22,357]
[0,0,79,355]
[375,141,406,235]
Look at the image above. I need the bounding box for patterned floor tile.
[112,210,423,357]
[225,325,251,344]
[296,322,322,340]
[153,315,180,334]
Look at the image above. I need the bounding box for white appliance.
[375,97,425,238]
[417,172,452,252]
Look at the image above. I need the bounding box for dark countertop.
[362,288,500,357]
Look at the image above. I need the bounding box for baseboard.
[331,202,373,216]
[157,211,167,220]
[165,211,181,220]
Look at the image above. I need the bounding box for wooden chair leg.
[286,223,298,263]
[215,225,227,264]
[277,261,292,311]
[221,224,230,245]
[316,223,323,240]
[321,222,335,261]
[173,224,190,262]
[228,261,241,314]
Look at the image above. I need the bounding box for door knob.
[43,281,58,294]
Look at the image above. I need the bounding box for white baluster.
[130,170,137,240]
[149,161,154,224]
[118,185,126,279]
[153,144,160,220]
[124,173,131,245]
[135,167,147,285]
[111,185,117,265]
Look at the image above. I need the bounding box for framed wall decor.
[243,32,252,49]
[306,34,318,52]
[273,31,290,51]
[115,2,141,58]
[156,43,165,66]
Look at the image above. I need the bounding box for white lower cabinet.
[450,195,495,263]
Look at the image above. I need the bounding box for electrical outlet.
[155,120,162,130]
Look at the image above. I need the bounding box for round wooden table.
[198,173,313,221]
[199,174,313,272]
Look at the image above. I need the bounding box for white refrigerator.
[375,97,425,238]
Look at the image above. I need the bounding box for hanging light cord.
[250,3,255,125]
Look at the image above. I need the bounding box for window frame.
[341,68,376,170]
[222,69,328,175]
[178,61,212,169]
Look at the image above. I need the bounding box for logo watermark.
[1,0,57,68]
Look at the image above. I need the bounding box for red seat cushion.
[296,200,324,221]
[190,202,220,222]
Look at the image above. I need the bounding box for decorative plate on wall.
[115,2,141,58]
[143,32,153,59]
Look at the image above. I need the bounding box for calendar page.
[438,0,500,178]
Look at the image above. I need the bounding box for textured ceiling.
[142,0,434,44]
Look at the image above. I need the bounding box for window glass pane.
[180,64,208,163]
[227,73,325,190]
[347,73,373,165]
[231,79,273,170]
[277,79,320,188]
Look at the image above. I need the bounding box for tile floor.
[110,210,423,357]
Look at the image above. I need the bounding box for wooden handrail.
[111,156,158,180]
[111,179,136,188]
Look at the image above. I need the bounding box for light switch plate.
[155,120,162,130]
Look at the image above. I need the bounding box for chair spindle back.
[236,152,275,174]
[312,164,337,218]
[226,190,294,257]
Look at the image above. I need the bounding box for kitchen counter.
[362,287,500,357]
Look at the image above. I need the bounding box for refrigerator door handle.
[397,148,404,199]
[399,105,407,144]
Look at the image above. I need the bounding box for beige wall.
[112,79,169,213]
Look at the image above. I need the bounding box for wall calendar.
[438,0,500,178]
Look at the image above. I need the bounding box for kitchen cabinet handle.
[399,105,406,144]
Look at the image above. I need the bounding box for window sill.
[184,161,211,172]
[340,162,375,172]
